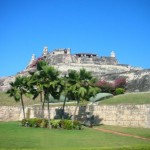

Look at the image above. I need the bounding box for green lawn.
[0,122,150,150]
[100,92,150,105]
[97,125,150,139]
[1,92,150,106]
[0,92,88,107]
[0,92,41,106]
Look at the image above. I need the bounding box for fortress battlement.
[27,47,118,69]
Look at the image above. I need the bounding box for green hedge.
[21,118,48,128]
[50,119,82,130]
[21,118,82,130]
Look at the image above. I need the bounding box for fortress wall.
[0,104,150,128]
[54,63,131,74]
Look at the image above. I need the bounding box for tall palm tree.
[41,64,61,126]
[30,61,61,125]
[67,69,100,121]
[7,76,30,119]
[28,60,51,118]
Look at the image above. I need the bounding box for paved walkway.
[94,128,150,141]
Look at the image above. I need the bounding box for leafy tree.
[29,60,61,126]
[28,61,49,118]
[66,69,100,121]
[7,76,30,119]
[41,64,61,125]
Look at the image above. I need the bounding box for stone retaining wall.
[0,104,150,128]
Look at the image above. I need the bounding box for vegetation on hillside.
[100,92,150,105]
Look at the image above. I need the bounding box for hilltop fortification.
[0,47,150,92]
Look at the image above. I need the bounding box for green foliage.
[50,119,82,130]
[40,119,49,128]
[96,80,115,94]
[21,118,82,130]
[115,88,125,95]
[21,118,48,128]
[60,120,73,130]
[50,119,61,128]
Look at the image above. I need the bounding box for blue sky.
[0,0,150,77]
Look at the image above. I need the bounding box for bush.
[40,119,49,128]
[50,119,61,128]
[73,120,82,130]
[21,118,82,130]
[96,80,115,94]
[60,120,73,130]
[21,118,48,128]
[115,88,125,95]
[50,119,82,130]
[114,78,126,89]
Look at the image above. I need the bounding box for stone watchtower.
[110,51,116,57]
[42,46,48,57]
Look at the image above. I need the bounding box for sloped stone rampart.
[0,104,150,128]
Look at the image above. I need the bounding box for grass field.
[0,122,150,150]
[0,92,150,106]
[98,125,150,139]
[0,92,88,106]
[100,92,150,105]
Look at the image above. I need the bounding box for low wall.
[0,104,150,128]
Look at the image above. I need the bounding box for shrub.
[21,119,28,126]
[115,88,125,95]
[40,119,49,128]
[21,118,82,130]
[50,119,61,128]
[114,78,126,89]
[96,80,115,94]
[21,118,48,128]
[50,119,82,130]
[73,120,82,130]
[60,120,72,130]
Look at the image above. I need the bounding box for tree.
[7,76,30,119]
[30,60,61,127]
[28,61,49,118]
[67,69,100,121]
[42,64,61,127]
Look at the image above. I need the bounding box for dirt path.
[94,128,150,141]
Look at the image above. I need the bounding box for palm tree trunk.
[46,93,51,128]
[40,92,43,102]
[47,98,50,121]
[41,95,45,119]
[62,95,67,120]
[20,94,25,119]
[72,100,79,122]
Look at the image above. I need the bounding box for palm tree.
[41,65,61,127]
[7,76,30,119]
[28,60,51,118]
[67,69,100,121]
[30,60,61,126]
[29,70,45,118]
[60,74,71,120]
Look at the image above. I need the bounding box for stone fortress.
[27,47,118,68]
[0,47,150,92]
[1,47,150,128]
